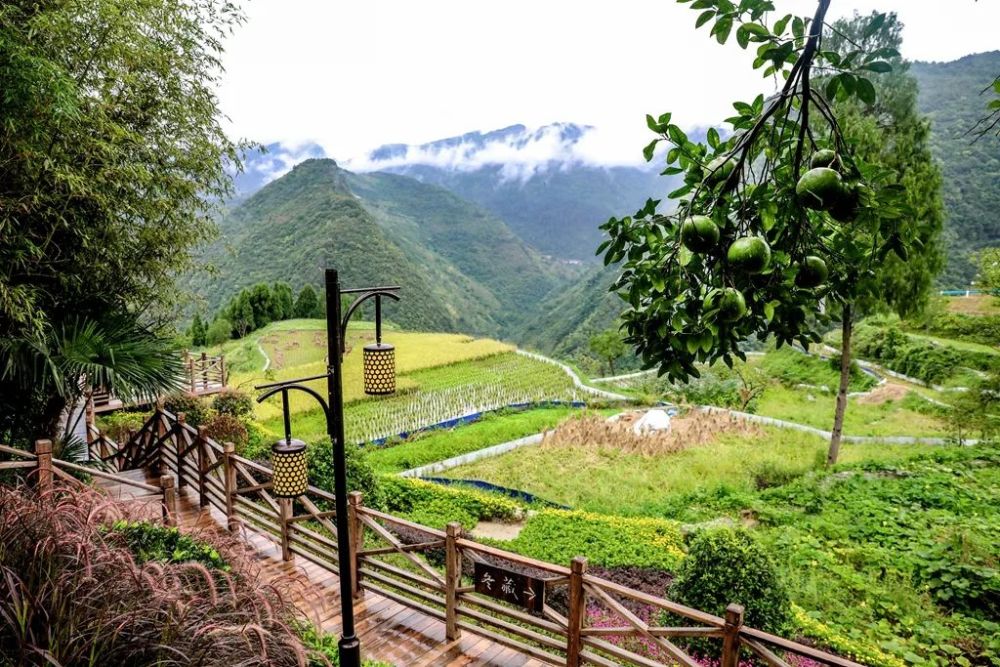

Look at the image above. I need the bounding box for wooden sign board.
[473,561,546,613]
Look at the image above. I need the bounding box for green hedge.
[498,509,685,570]
[106,520,228,571]
[910,311,1000,347]
[853,322,1000,383]
[380,476,521,529]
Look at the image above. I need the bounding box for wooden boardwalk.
[97,471,552,667]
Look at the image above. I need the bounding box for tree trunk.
[828,304,853,466]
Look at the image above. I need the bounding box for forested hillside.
[187,159,572,335]
[912,51,1000,286]
[357,123,672,261]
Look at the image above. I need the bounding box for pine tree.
[294,284,321,319]
[189,313,207,347]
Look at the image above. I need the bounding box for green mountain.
[912,51,1000,286]
[189,159,573,335]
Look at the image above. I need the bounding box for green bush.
[163,391,210,426]
[910,311,1000,347]
[380,477,520,529]
[670,528,789,635]
[502,509,685,570]
[205,317,232,345]
[853,321,1000,384]
[298,623,394,666]
[211,388,255,419]
[106,520,229,571]
[761,347,875,392]
[98,410,148,442]
[307,438,384,510]
[203,413,249,449]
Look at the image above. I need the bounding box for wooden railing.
[80,408,868,667]
[91,352,226,412]
[0,440,179,525]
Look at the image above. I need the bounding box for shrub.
[205,317,233,345]
[105,520,229,570]
[162,391,210,426]
[852,322,1000,384]
[761,347,874,392]
[0,482,318,666]
[203,412,250,449]
[381,476,521,529]
[212,388,255,419]
[670,528,789,636]
[307,437,384,510]
[503,509,685,570]
[99,410,148,442]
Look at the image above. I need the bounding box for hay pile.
[541,410,761,457]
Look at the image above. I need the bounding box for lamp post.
[255,268,400,667]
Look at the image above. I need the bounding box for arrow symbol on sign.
[524,588,536,601]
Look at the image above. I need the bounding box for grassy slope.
[754,385,949,437]
[442,425,928,517]
[368,406,584,473]
[216,319,512,421]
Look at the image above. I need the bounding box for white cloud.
[217,0,1000,166]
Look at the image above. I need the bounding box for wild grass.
[0,482,325,666]
[754,385,950,436]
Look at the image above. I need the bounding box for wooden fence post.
[153,400,166,476]
[721,603,745,667]
[445,522,463,641]
[160,475,177,526]
[200,351,208,390]
[278,497,293,561]
[187,358,195,392]
[197,426,209,508]
[84,394,96,450]
[347,491,364,599]
[566,556,587,666]
[219,355,227,386]
[34,439,53,493]
[223,441,239,531]
[176,412,187,488]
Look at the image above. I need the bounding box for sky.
[217,1,1000,168]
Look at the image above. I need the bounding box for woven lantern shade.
[363,343,396,395]
[271,438,308,498]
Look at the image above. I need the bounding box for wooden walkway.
[96,471,552,667]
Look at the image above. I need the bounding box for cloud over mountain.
[346,122,653,182]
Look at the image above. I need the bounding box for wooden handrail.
[90,407,869,667]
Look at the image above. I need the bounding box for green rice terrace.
[92,301,1000,667]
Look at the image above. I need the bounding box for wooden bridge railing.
[0,440,179,525]
[91,352,226,413]
[75,408,868,667]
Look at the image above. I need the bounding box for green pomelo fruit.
[727,236,771,274]
[795,255,829,288]
[704,155,735,185]
[715,288,747,323]
[796,167,846,211]
[680,215,721,252]
[829,183,861,222]
[810,149,841,170]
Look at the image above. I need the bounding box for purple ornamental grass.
[0,481,327,666]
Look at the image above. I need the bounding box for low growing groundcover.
[436,437,998,666]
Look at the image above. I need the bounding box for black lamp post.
[255,268,400,667]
